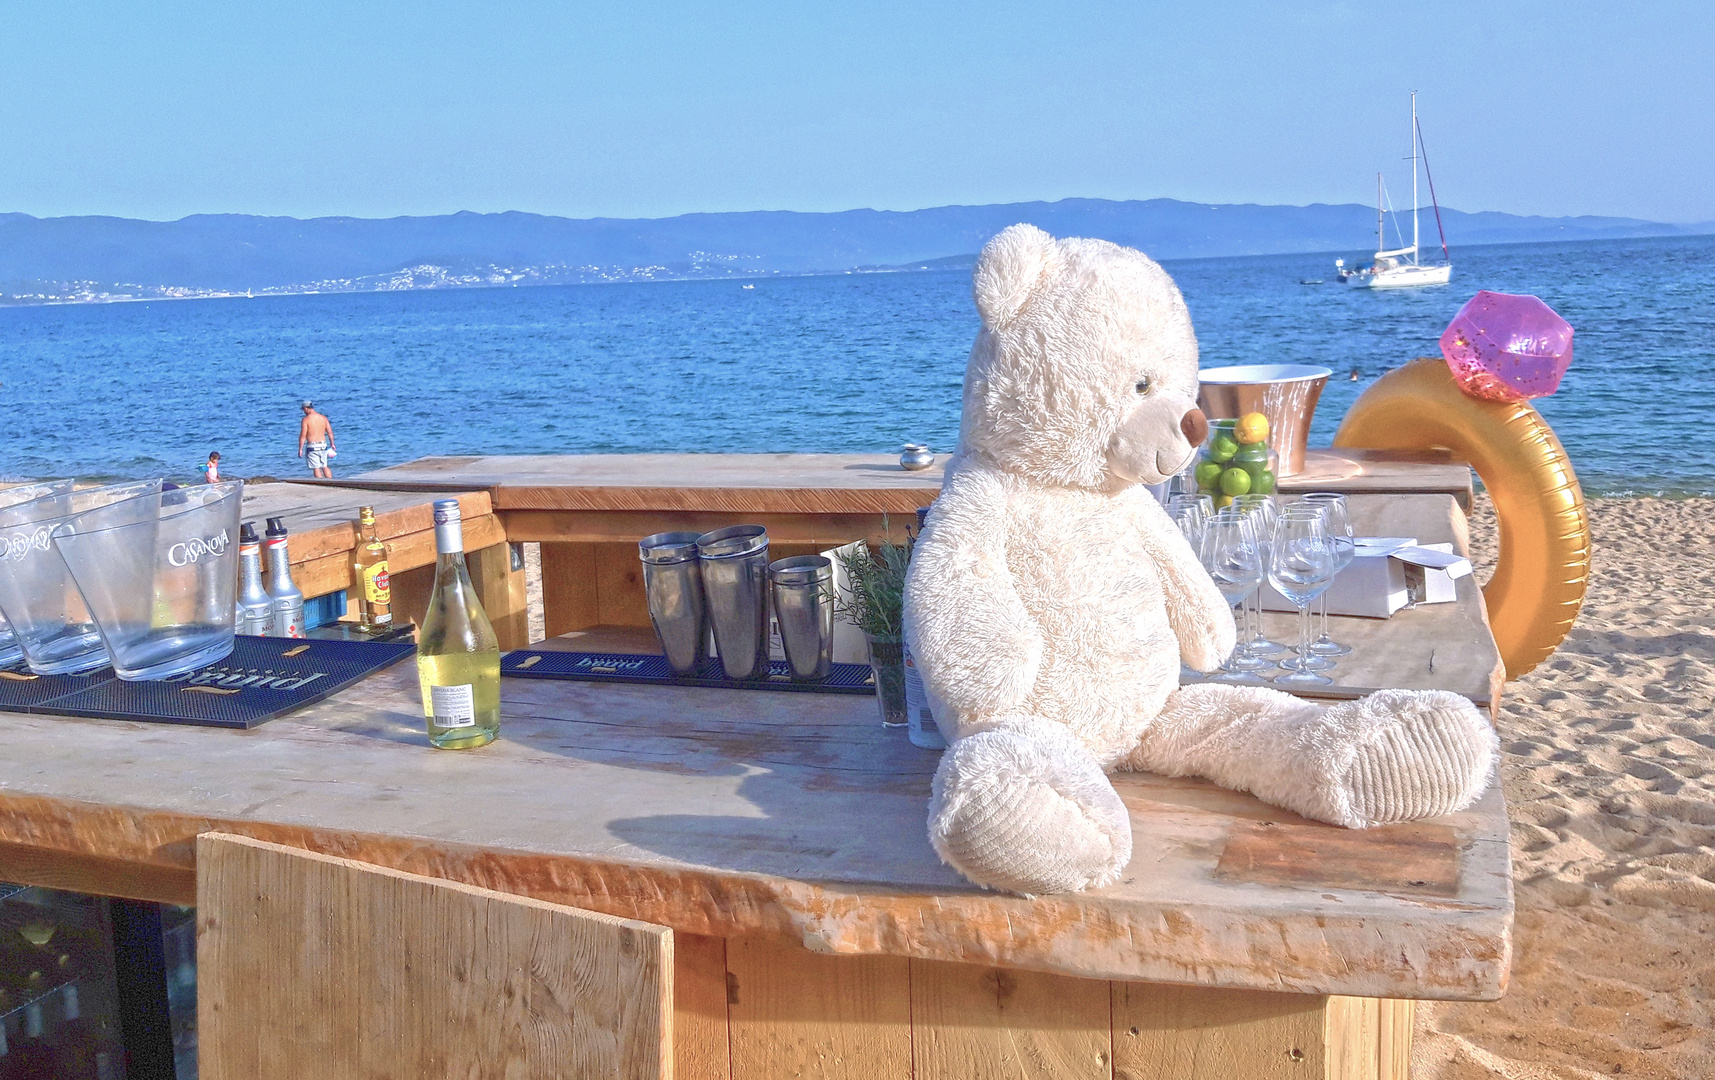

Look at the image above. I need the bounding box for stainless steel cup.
[638,531,707,676]
[696,525,770,680]
[769,555,833,681]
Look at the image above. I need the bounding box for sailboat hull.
[1345,262,1452,289]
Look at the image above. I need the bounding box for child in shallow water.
[199,451,221,483]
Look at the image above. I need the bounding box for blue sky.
[3,2,1709,223]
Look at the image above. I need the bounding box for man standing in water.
[298,400,336,479]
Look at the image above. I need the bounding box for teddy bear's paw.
[928,723,1132,895]
[1324,690,1497,827]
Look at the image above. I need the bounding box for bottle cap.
[265,516,288,538]
[358,505,376,523]
[240,521,260,544]
[432,499,461,524]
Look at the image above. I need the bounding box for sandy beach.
[1413,495,1715,1079]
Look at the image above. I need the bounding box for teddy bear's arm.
[1135,502,1237,672]
[903,471,1043,725]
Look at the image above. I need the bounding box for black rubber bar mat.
[0,635,416,729]
[500,649,876,695]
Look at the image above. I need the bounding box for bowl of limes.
[1193,412,1277,508]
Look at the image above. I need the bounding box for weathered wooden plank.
[726,936,911,1080]
[909,958,1111,1080]
[540,542,602,636]
[197,832,671,1080]
[502,509,905,547]
[471,541,531,651]
[1113,982,1325,1080]
[1283,448,1473,508]
[674,933,732,1080]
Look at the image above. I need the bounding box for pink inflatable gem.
[1439,290,1573,403]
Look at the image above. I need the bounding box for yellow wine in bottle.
[352,505,393,632]
[416,499,501,749]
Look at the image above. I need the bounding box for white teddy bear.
[902,224,1498,896]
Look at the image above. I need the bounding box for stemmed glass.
[1233,493,1288,659]
[1167,494,1214,551]
[1199,510,1266,681]
[1298,493,1356,657]
[1268,507,1339,686]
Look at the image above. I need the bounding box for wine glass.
[1298,493,1356,656]
[1233,493,1288,659]
[1167,494,1214,550]
[1199,511,1266,680]
[1268,508,1339,686]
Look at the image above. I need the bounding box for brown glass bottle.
[351,506,393,632]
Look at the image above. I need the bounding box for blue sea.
[1,233,1710,495]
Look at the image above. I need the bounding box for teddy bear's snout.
[1180,408,1208,446]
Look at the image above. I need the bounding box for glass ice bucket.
[52,481,245,680]
[0,479,76,667]
[0,479,164,675]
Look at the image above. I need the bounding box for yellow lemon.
[1235,412,1270,445]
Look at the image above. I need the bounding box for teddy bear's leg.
[1126,683,1496,828]
[928,718,1131,896]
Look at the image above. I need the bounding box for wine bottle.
[351,506,393,632]
[415,500,500,749]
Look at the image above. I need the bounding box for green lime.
[1219,467,1253,496]
[1208,435,1239,463]
[1194,461,1224,489]
[1234,442,1270,465]
[1254,469,1277,494]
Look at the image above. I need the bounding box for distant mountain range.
[2,198,1708,304]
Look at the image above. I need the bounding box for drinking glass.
[1199,511,1266,679]
[1232,493,1288,659]
[0,479,164,675]
[1167,494,1214,550]
[52,481,245,680]
[1298,493,1356,656]
[1268,508,1339,687]
[0,479,76,667]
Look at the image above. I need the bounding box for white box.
[1260,538,1472,619]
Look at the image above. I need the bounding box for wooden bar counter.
[0,457,1507,1079]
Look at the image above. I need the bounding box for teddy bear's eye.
[1134,377,1152,395]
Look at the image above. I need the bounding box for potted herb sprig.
[833,527,912,728]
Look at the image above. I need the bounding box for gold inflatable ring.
[1334,358,1589,680]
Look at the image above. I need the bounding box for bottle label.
[363,561,391,605]
[430,683,476,728]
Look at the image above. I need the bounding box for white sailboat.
[1336,92,1451,289]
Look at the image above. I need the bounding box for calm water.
[1,234,1710,494]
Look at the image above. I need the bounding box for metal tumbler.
[769,555,833,681]
[638,531,707,676]
[696,525,770,681]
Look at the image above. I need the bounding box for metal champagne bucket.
[768,555,833,681]
[696,525,770,680]
[638,531,707,676]
[1197,364,1332,477]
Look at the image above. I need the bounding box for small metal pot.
[899,444,936,471]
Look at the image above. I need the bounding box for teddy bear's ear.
[973,223,1059,330]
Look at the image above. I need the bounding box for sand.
[1414,495,1715,1079]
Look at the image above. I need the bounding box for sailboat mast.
[1411,91,1420,262]
[1376,172,1383,255]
